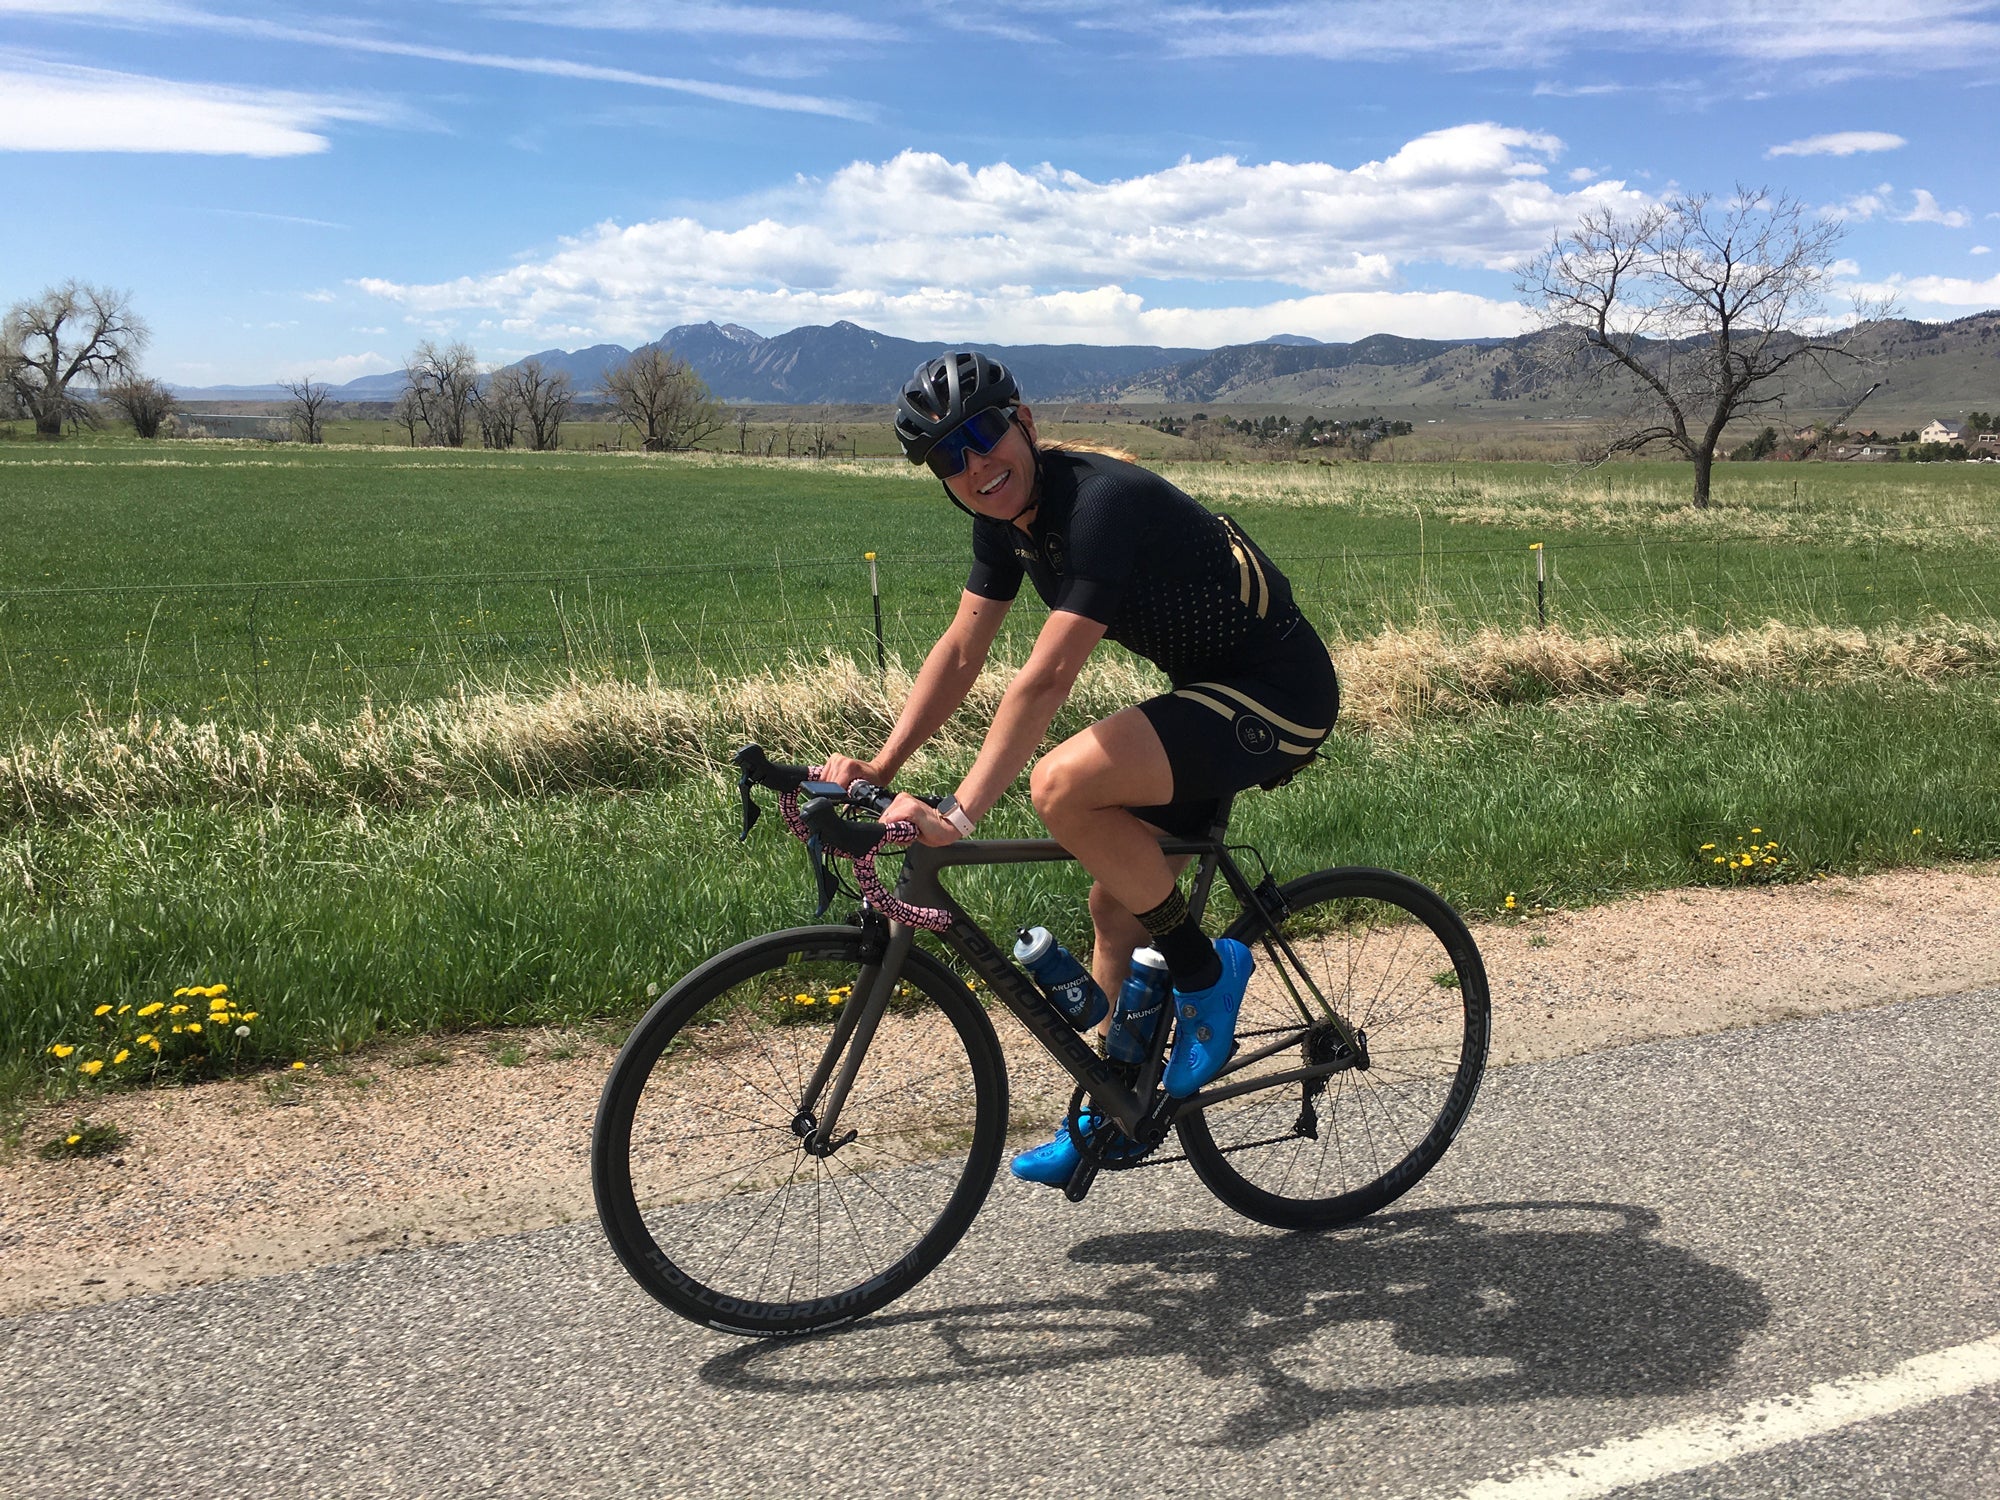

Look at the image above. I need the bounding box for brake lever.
[737,773,762,842]
[805,833,842,918]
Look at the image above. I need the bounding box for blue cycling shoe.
[1163,938,1253,1097]
[1009,1109,1149,1186]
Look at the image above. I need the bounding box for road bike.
[592,745,1490,1338]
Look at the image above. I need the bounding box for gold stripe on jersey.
[1222,518,1271,619]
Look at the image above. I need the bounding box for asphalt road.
[5,989,1997,1500]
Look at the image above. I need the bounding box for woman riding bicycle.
[821,352,1340,1186]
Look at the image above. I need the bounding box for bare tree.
[472,374,521,449]
[488,359,573,451]
[2,282,149,439]
[601,348,724,452]
[403,340,480,447]
[103,377,175,439]
[392,386,424,446]
[1519,188,1883,508]
[283,377,333,444]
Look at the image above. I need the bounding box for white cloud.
[1838,270,2000,307]
[1766,130,1906,157]
[303,290,338,304]
[1567,167,1598,182]
[0,58,392,155]
[1074,1,2000,70]
[1902,189,1972,227]
[274,351,397,383]
[448,1,892,43]
[0,3,875,120]
[1974,246,1992,255]
[355,127,1646,345]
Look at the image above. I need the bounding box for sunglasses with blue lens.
[925,407,1016,479]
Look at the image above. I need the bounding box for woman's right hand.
[820,753,892,792]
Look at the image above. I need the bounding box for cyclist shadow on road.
[700,1199,1771,1451]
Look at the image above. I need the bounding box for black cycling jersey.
[964,448,1309,683]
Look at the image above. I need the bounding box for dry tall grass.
[7,620,1998,825]
[1153,462,2000,544]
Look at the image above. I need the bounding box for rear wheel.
[1178,868,1489,1230]
[593,927,1008,1336]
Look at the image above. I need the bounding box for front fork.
[791,908,913,1156]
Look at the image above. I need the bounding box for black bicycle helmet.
[894,351,1020,465]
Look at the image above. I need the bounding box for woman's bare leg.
[1086,855,1191,1041]
[1027,706,1183,916]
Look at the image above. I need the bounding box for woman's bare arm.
[822,590,1011,787]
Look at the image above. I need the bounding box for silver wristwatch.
[937,794,976,836]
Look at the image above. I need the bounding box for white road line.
[1453,1331,2000,1500]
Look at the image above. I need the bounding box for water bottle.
[1013,927,1109,1029]
[1108,948,1171,1065]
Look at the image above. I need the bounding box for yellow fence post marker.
[1530,542,1546,628]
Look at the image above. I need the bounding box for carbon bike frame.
[794,802,1356,1156]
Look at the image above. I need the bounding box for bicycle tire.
[593,926,1008,1336]
[1178,868,1490,1231]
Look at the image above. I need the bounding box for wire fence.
[6,529,1999,724]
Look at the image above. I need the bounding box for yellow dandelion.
[137,1033,155,1045]
[1713,856,1725,864]
[242,1012,259,1022]
[291,1061,306,1071]
[1912,827,1923,836]
[209,998,229,1011]
[172,1025,183,1035]
[138,1002,164,1018]
[205,984,228,998]
[80,1059,104,1076]
[117,1005,130,1015]
[169,1004,188,1015]
[187,1022,202,1035]
[1700,843,1715,851]
[66,1134,81,1146]
[174,986,193,997]
[94,1004,112,1017]
[1750,827,1762,834]
[146,1039,161,1053]
[114,1049,130,1065]
[50,1043,75,1058]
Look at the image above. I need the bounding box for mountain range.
[172,313,1999,418]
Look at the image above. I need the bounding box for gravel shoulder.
[6,862,1998,1319]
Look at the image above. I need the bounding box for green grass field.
[5,442,1998,731]
[4,441,1999,1108]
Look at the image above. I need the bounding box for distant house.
[172,412,291,441]
[1977,431,2000,453]
[1919,418,1966,444]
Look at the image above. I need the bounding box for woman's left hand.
[882,792,961,847]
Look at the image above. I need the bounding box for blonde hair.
[1038,436,1141,464]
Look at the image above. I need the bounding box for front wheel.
[1178,868,1490,1230]
[593,927,1008,1336]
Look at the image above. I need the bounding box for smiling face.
[942,404,1041,526]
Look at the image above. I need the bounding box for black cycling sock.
[1136,890,1222,992]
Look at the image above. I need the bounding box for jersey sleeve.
[964,516,1024,601]
[1048,470,1145,623]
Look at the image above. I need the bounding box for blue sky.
[3,1,1997,385]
